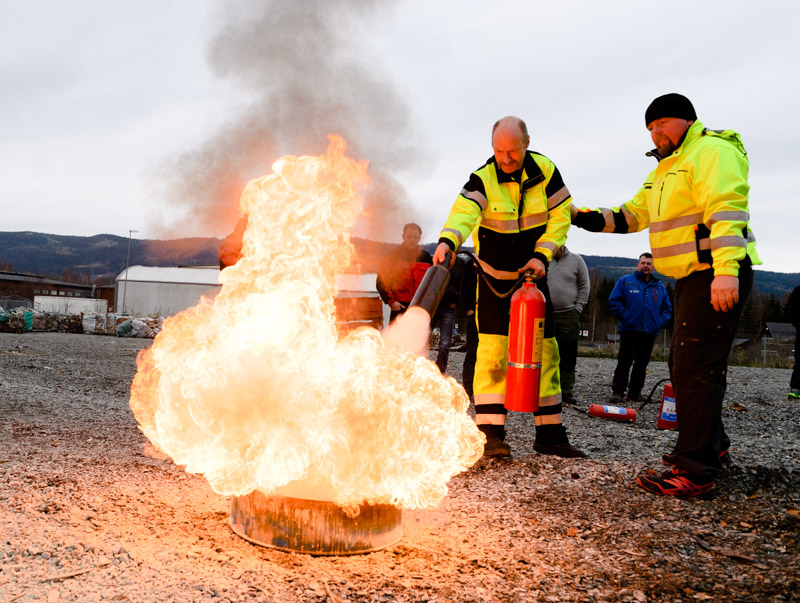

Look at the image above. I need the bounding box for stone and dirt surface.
[1,332,799,602]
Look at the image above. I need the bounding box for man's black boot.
[479,425,511,458]
[533,424,587,458]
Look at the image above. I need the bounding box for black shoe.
[533,440,587,458]
[562,394,578,406]
[483,437,511,458]
[637,467,715,498]
[609,394,624,405]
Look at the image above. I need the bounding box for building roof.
[765,322,796,341]
[0,270,93,290]
[116,265,221,287]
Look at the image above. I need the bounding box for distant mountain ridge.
[0,231,796,297]
[0,231,221,281]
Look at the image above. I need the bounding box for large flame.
[130,136,483,510]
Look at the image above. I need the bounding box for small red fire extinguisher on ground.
[657,382,678,430]
[587,404,637,422]
[505,273,546,413]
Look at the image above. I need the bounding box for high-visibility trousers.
[472,274,563,428]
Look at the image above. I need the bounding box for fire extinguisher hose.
[455,250,529,299]
[637,377,671,411]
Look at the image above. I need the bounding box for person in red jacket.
[376,223,432,324]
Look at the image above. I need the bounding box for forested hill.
[0,232,222,283]
[0,231,796,297]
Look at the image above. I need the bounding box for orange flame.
[129,136,484,510]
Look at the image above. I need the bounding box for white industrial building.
[115,266,222,317]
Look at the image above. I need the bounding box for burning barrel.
[130,141,484,559]
[230,491,402,555]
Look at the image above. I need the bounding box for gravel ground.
[1,332,799,602]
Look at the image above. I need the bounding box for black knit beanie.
[645,93,697,126]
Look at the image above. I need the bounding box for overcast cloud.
[1,0,797,273]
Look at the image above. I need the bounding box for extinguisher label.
[660,396,677,422]
[532,318,544,362]
[603,405,627,415]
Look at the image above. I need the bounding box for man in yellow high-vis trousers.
[433,116,585,459]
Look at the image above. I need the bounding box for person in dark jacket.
[788,285,800,399]
[608,252,672,403]
[376,223,432,324]
[432,256,465,373]
[460,257,478,399]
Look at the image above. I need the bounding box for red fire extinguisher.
[505,274,546,413]
[657,382,678,430]
[587,404,637,422]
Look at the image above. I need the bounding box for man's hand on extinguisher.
[519,257,546,280]
[433,242,455,268]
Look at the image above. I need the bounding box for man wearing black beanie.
[571,94,762,499]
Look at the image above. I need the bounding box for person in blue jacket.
[608,252,672,403]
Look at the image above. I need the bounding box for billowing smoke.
[152,0,426,248]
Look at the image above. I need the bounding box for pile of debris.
[0,307,163,338]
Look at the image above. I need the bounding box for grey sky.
[1,0,797,273]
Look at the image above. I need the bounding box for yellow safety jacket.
[438,152,572,273]
[574,120,760,279]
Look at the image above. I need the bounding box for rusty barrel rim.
[230,491,402,556]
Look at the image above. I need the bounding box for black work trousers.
[665,265,752,479]
[462,312,478,398]
[791,330,800,391]
[612,331,656,398]
[554,310,581,397]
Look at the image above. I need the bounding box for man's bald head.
[492,116,529,142]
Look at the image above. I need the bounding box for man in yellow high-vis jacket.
[572,93,761,498]
[433,116,585,459]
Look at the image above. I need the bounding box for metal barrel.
[230,491,402,555]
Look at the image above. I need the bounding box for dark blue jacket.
[608,271,672,335]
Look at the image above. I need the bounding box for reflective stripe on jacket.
[439,152,571,271]
[608,271,672,335]
[574,120,761,279]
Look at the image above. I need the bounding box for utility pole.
[122,229,138,315]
